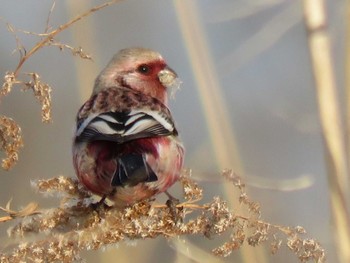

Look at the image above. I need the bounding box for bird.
[72,48,184,207]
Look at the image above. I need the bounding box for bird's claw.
[165,192,182,223]
[90,195,110,211]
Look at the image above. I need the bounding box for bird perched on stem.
[72,48,184,207]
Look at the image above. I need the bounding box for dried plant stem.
[174,4,265,262]
[12,0,122,77]
[303,0,350,262]
[346,0,350,166]
[44,1,56,33]
[173,0,243,171]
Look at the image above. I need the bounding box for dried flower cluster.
[221,170,325,262]
[0,116,23,170]
[0,170,325,262]
[22,73,52,123]
[1,72,53,123]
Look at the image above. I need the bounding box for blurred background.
[0,0,346,262]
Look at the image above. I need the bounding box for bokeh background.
[0,0,346,262]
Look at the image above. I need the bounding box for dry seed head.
[0,172,326,262]
[0,116,23,170]
[1,72,16,96]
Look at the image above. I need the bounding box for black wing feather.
[75,110,175,143]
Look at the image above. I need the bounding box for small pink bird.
[73,48,184,207]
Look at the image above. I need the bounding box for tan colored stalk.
[303,0,350,262]
[64,0,101,101]
[173,1,268,263]
[173,0,242,172]
[346,0,350,167]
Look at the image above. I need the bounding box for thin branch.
[13,0,122,77]
[4,22,26,59]
[44,1,56,33]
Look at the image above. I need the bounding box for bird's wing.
[75,108,176,143]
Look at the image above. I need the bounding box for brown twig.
[12,0,122,77]
[44,1,56,33]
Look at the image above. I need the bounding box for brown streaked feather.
[77,87,170,121]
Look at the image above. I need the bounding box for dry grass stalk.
[303,1,350,262]
[0,170,325,262]
[347,0,350,163]
[0,200,39,223]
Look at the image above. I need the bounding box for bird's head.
[93,48,180,104]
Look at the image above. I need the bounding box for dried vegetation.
[0,170,325,262]
[0,1,326,262]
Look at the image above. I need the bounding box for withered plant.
[0,1,326,263]
[0,170,325,262]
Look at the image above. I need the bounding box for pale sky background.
[0,0,346,262]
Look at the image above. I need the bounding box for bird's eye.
[137,64,150,74]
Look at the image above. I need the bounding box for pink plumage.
[72,48,184,207]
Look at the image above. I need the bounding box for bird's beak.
[158,66,178,89]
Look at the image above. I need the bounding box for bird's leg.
[90,195,110,210]
[165,191,182,222]
[165,191,179,205]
